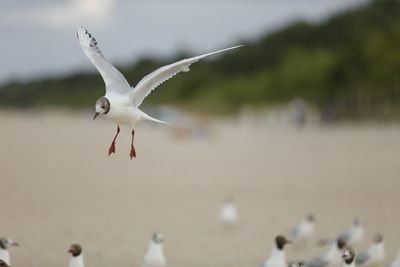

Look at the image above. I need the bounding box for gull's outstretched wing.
[77,27,131,94]
[130,45,243,107]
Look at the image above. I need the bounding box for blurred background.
[0,1,399,267]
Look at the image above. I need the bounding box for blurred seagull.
[389,249,400,267]
[143,232,166,267]
[0,238,18,265]
[355,234,385,267]
[289,214,316,244]
[68,244,84,267]
[337,219,365,246]
[304,239,346,267]
[342,248,355,267]
[261,235,291,267]
[319,219,364,247]
[77,27,242,158]
[219,197,239,226]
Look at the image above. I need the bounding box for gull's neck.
[148,240,164,255]
[268,243,286,264]
[69,254,84,267]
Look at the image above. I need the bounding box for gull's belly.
[105,106,141,126]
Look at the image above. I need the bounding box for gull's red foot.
[108,142,116,156]
[130,145,136,159]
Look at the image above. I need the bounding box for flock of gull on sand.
[0,199,398,267]
[220,199,396,267]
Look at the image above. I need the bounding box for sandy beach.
[0,110,399,267]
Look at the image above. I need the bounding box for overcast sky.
[0,0,368,85]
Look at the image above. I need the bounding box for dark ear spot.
[374,233,383,243]
[275,235,290,250]
[337,238,346,249]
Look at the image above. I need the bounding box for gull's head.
[94,97,110,120]
[373,233,383,244]
[307,214,315,222]
[337,238,347,250]
[224,196,234,204]
[68,244,82,257]
[342,248,355,264]
[0,238,19,249]
[353,218,362,226]
[275,235,291,250]
[0,259,9,267]
[152,232,164,244]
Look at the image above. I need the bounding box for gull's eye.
[101,105,105,109]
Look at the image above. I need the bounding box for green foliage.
[1,0,400,118]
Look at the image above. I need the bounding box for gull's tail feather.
[141,112,169,125]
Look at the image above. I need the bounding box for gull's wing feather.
[77,27,131,94]
[355,248,370,265]
[305,255,329,267]
[290,224,301,239]
[130,45,243,107]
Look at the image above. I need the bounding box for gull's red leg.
[108,126,120,156]
[130,129,136,159]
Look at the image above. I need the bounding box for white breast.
[262,246,286,267]
[0,248,10,265]
[143,242,166,267]
[69,254,84,267]
[105,94,142,126]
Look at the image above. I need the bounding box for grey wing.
[77,27,131,94]
[305,256,329,267]
[355,249,370,265]
[290,225,300,239]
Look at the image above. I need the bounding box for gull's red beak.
[93,112,100,120]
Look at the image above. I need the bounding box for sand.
[0,110,399,267]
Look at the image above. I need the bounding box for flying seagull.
[77,27,242,158]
